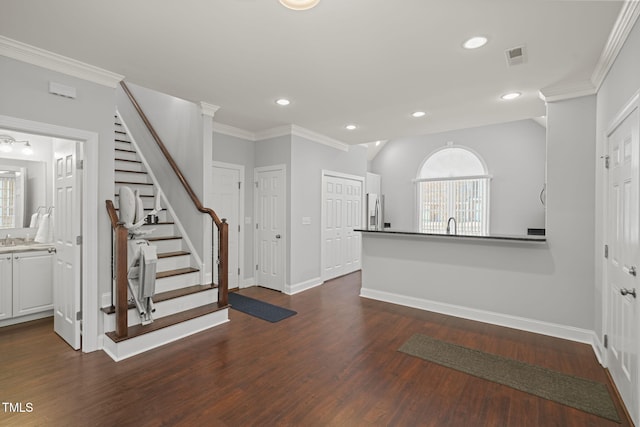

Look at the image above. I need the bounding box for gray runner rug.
[399,334,620,422]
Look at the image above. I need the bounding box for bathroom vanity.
[0,244,55,326]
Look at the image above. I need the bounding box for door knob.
[275,234,281,239]
[623,265,637,276]
[620,288,637,298]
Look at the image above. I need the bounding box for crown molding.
[200,102,221,118]
[212,122,256,140]
[0,35,124,88]
[212,122,350,151]
[591,0,640,91]
[290,125,349,151]
[254,125,291,141]
[538,80,597,103]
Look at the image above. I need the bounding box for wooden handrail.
[119,81,228,307]
[106,200,128,338]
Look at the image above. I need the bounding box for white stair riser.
[114,196,158,210]
[149,238,182,253]
[115,150,138,161]
[102,289,217,330]
[157,254,191,272]
[139,223,175,236]
[115,141,132,150]
[103,309,229,362]
[113,210,168,223]
[115,160,145,172]
[155,271,201,293]
[115,171,150,184]
[115,182,155,196]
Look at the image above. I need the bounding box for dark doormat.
[228,292,297,323]
[399,334,620,423]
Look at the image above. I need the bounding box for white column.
[200,101,220,284]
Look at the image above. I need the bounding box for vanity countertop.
[356,228,546,243]
[0,243,55,254]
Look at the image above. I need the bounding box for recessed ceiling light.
[375,140,381,146]
[279,0,320,10]
[411,111,427,118]
[345,124,358,131]
[463,36,488,49]
[275,98,291,106]
[500,92,522,100]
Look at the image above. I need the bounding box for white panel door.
[606,102,639,426]
[323,176,344,279]
[255,167,285,291]
[322,173,363,281]
[53,140,81,350]
[212,164,241,290]
[343,179,362,273]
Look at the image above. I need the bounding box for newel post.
[218,219,229,307]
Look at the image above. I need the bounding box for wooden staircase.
[102,116,228,361]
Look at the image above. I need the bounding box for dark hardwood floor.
[0,271,632,426]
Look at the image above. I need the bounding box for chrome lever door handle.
[623,265,637,276]
[620,288,637,298]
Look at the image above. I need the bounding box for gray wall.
[290,136,367,286]
[362,95,597,332]
[212,131,255,282]
[0,56,116,311]
[371,119,546,235]
[594,17,640,342]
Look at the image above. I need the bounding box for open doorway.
[0,115,99,353]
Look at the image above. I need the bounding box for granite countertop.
[355,229,546,243]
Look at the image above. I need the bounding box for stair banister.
[119,81,229,307]
[105,200,129,338]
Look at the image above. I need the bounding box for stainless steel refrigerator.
[366,193,384,230]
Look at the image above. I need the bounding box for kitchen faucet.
[446,217,457,235]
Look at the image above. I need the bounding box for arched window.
[416,146,490,235]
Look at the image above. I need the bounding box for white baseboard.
[101,292,112,308]
[360,288,596,346]
[241,277,255,289]
[591,332,605,366]
[286,277,323,295]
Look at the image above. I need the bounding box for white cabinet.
[13,250,54,316]
[0,255,12,320]
[0,249,53,324]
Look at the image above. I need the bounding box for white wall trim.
[0,114,100,353]
[213,122,256,141]
[539,80,597,103]
[360,287,597,346]
[200,102,221,118]
[591,0,640,92]
[242,277,255,289]
[291,125,349,152]
[286,277,323,295]
[0,35,124,88]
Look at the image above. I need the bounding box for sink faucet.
[446,217,457,235]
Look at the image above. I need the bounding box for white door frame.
[601,90,640,425]
[212,161,245,288]
[0,114,99,353]
[253,164,287,291]
[321,170,365,282]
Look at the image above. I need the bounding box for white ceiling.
[0,0,624,145]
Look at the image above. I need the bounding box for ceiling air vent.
[505,45,527,66]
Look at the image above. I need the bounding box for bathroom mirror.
[0,159,48,232]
